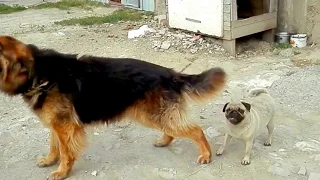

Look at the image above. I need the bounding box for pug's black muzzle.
[225,110,244,125]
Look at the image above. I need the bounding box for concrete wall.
[155,0,167,15]
[307,0,320,44]
[275,0,320,44]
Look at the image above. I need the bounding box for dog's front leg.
[216,133,232,156]
[241,139,253,165]
[47,122,86,180]
[37,130,60,167]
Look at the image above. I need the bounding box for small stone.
[160,19,169,27]
[158,29,166,35]
[267,164,290,177]
[94,132,100,136]
[173,34,186,39]
[153,41,162,48]
[279,48,294,58]
[190,48,198,53]
[269,152,278,157]
[91,170,98,176]
[200,115,206,119]
[308,173,320,180]
[161,41,171,50]
[154,34,162,38]
[273,48,280,55]
[114,128,123,132]
[297,166,307,175]
[154,14,166,21]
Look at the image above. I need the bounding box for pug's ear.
[222,103,229,112]
[241,102,251,112]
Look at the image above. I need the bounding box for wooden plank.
[222,30,232,40]
[223,12,231,22]
[263,0,270,13]
[231,0,237,21]
[224,0,231,5]
[270,0,278,12]
[264,0,278,13]
[232,18,277,39]
[224,21,231,27]
[262,29,276,42]
[223,39,236,56]
[224,25,231,30]
[232,12,277,28]
[223,4,231,13]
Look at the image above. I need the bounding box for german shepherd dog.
[0,36,226,180]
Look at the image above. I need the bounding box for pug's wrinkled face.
[222,101,251,125]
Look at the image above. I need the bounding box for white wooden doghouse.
[167,0,278,56]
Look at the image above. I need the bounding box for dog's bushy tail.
[247,88,268,97]
[179,67,226,102]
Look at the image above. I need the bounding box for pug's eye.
[238,109,245,114]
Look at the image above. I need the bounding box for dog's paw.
[264,142,271,146]
[153,140,170,147]
[37,156,58,168]
[241,157,251,165]
[216,148,225,156]
[197,154,211,164]
[47,170,68,180]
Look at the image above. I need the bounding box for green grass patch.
[0,4,26,14]
[0,0,109,14]
[55,9,148,26]
[275,42,292,49]
[32,0,109,10]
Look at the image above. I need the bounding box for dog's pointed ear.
[222,103,229,112]
[241,102,251,112]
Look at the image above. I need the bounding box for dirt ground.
[0,5,320,180]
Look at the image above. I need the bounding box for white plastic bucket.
[290,34,307,48]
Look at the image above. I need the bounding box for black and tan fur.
[0,36,226,180]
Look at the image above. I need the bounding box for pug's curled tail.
[247,88,268,97]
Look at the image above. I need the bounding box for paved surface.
[0,4,320,180]
[0,0,57,6]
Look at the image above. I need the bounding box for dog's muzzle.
[226,110,244,125]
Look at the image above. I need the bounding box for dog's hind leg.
[154,134,174,147]
[37,130,60,167]
[159,107,212,164]
[129,93,211,164]
[264,118,274,146]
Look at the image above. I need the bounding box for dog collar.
[24,80,55,97]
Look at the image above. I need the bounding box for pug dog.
[216,87,276,165]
